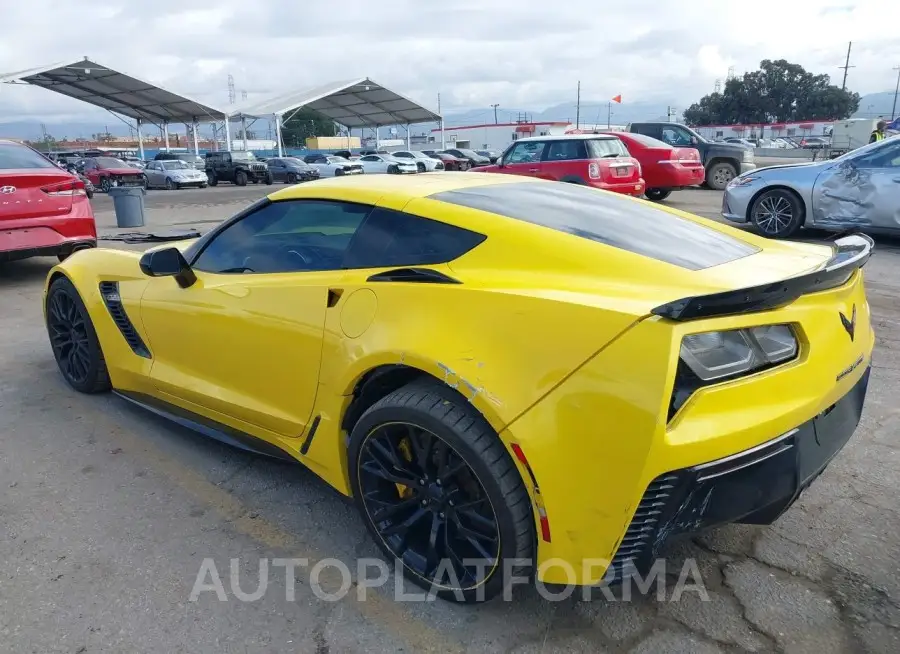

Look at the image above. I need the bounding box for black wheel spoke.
[357,422,501,592]
[46,288,93,385]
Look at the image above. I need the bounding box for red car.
[474,135,645,196]
[604,131,704,202]
[425,151,469,171]
[0,140,97,263]
[81,156,145,192]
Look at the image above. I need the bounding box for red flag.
[612,94,622,103]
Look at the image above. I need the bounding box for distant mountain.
[851,91,898,119]
[3,90,893,142]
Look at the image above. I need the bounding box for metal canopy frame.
[228,77,442,156]
[0,57,228,158]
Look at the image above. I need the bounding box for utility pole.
[438,93,445,150]
[839,42,855,92]
[892,65,900,120]
[575,81,581,130]
[491,103,499,124]
[606,102,611,129]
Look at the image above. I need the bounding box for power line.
[839,41,855,92]
[892,65,900,120]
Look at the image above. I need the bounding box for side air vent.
[366,268,461,284]
[605,472,681,581]
[98,281,151,359]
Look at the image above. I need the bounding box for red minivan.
[473,135,645,196]
[0,140,97,263]
[606,131,704,202]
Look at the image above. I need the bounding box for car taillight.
[42,179,87,197]
[588,162,601,179]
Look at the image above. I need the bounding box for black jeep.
[204,151,273,186]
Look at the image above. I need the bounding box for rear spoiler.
[651,233,874,321]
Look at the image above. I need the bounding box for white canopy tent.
[227,77,442,156]
[0,57,228,159]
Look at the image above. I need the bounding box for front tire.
[706,162,737,190]
[207,171,218,186]
[235,170,248,186]
[45,277,111,394]
[99,177,112,193]
[265,172,274,185]
[287,172,298,184]
[750,189,804,239]
[349,380,535,603]
[165,177,175,190]
[416,162,426,173]
[644,188,672,202]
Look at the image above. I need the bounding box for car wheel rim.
[715,168,734,185]
[755,195,793,234]
[358,422,500,590]
[47,290,91,384]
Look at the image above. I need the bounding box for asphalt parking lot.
[2,180,900,653]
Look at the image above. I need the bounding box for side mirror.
[139,247,197,288]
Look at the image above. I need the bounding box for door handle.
[528,168,540,172]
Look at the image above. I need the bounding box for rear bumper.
[0,228,96,262]
[589,179,646,196]
[607,367,868,581]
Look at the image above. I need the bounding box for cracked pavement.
[1,185,899,653]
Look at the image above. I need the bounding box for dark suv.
[154,152,205,170]
[204,151,272,186]
[627,122,755,190]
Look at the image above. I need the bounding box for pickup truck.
[627,122,756,190]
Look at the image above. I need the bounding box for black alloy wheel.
[350,381,535,603]
[287,172,298,184]
[416,162,426,173]
[45,278,111,394]
[99,177,112,192]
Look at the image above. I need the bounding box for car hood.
[754,161,824,174]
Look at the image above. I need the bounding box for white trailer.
[830,119,879,155]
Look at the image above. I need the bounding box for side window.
[394,152,412,158]
[192,200,371,274]
[661,127,693,146]
[505,141,545,164]
[853,141,900,169]
[361,155,380,162]
[344,208,486,269]
[545,140,586,161]
[632,124,662,139]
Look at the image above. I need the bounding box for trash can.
[107,187,146,228]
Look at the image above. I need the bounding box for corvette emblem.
[839,305,856,342]
[0,186,16,194]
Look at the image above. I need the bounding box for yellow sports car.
[44,173,874,602]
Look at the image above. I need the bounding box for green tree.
[683,59,860,126]
[279,108,337,148]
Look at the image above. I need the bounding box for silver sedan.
[722,135,900,238]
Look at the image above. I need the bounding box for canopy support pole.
[406,124,410,149]
[374,125,379,149]
[440,118,445,150]
[224,120,231,151]
[275,114,284,157]
[192,119,199,154]
[163,122,170,151]
[241,115,248,151]
[136,118,145,160]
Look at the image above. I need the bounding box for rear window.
[585,138,629,158]
[0,144,57,170]
[431,182,759,271]
[623,133,671,149]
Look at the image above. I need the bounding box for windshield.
[0,143,58,169]
[283,158,308,167]
[230,151,257,161]
[624,133,671,149]
[177,154,203,163]
[682,125,708,143]
[835,134,898,163]
[162,161,190,170]
[95,157,127,168]
[455,149,483,158]
[327,156,348,163]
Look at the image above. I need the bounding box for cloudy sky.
[0,0,897,124]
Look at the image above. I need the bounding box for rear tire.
[644,188,672,202]
[207,171,218,186]
[388,164,399,174]
[349,380,535,603]
[235,170,248,186]
[705,162,737,190]
[265,172,274,185]
[750,189,804,239]
[45,276,111,394]
[99,177,112,193]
